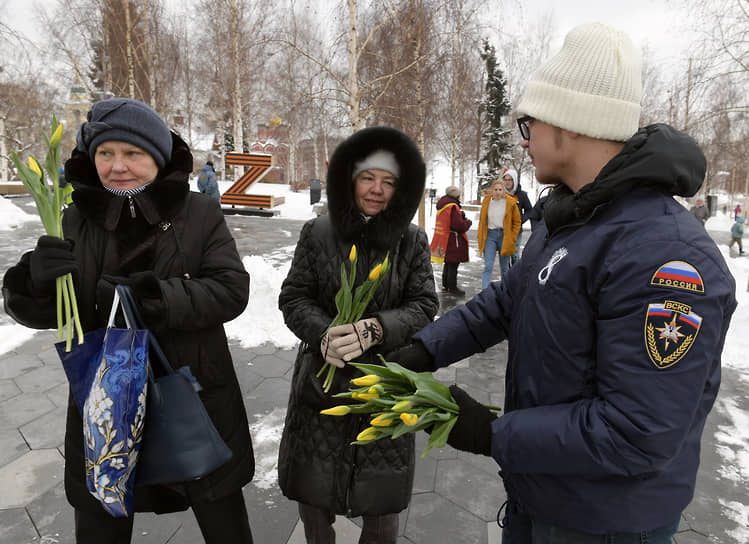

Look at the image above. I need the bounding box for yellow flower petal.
[28,156,42,177]
[370,414,396,427]
[349,245,357,262]
[50,123,63,147]
[368,263,383,281]
[320,405,351,416]
[400,413,418,426]
[392,400,413,413]
[356,427,379,441]
[351,374,380,387]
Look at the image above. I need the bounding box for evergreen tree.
[478,39,513,196]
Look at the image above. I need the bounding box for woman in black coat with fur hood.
[278,126,439,543]
[2,98,254,543]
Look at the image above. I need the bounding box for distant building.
[250,116,289,184]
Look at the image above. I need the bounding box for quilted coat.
[277,126,439,516]
[2,133,254,514]
[414,124,737,534]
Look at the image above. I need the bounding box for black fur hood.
[63,131,193,231]
[326,126,426,250]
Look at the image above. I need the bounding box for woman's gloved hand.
[29,235,79,295]
[321,317,383,367]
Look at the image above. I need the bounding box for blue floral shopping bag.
[81,289,148,517]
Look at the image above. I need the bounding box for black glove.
[385,340,435,373]
[447,385,497,456]
[29,235,79,295]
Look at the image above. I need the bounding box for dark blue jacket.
[514,185,533,224]
[197,164,220,201]
[414,124,737,534]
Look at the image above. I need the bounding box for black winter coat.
[277,126,439,516]
[2,134,253,514]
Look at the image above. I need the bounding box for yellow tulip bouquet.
[9,115,83,351]
[320,356,500,457]
[318,244,391,392]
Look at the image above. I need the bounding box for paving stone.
[37,345,62,367]
[0,353,43,380]
[25,481,75,544]
[0,449,64,509]
[434,458,506,522]
[14,364,67,395]
[404,492,488,544]
[244,377,291,416]
[0,507,38,544]
[0,428,29,467]
[249,353,293,378]
[236,365,265,396]
[130,509,198,544]
[243,482,299,544]
[19,405,67,450]
[411,451,437,494]
[0,393,56,430]
[275,348,298,364]
[45,382,70,408]
[0,379,21,403]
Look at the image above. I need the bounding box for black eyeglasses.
[517,115,534,140]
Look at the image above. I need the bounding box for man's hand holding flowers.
[321,317,383,368]
[445,385,497,456]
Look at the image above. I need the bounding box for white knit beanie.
[352,150,400,180]
[517,22,642,142]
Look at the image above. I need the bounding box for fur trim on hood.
[326,126,426,250]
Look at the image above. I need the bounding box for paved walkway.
[0,198,745,543]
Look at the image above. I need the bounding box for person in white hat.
[388,22,736,543]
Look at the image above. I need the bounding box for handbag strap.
[115,285,174,376]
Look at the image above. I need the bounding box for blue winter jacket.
[197,164,220,201]
[414,124,737,534]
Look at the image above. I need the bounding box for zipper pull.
[128,195,136,218]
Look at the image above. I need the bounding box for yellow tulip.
[320,405,351,416]
[400,413,418,426]
[50,123,63,147]
[349,245,357,262]
[370,414,396,427]
[28,156,42,178]
[356,427,379,442]
[351,374,380,387]
[368,263,383,281]
[392,400,413,412]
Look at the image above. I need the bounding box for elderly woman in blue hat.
[2,98,255,543]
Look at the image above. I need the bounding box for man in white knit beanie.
[389,21,736,544]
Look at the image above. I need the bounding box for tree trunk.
[124,0,136,98]
[347,0,362,130]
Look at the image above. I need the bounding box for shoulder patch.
[650,261,704,294]
[644,300,702,369]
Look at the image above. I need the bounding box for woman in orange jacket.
[478,177,521,288]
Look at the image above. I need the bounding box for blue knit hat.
[76,98,173,168]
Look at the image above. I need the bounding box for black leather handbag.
[116,286,233,486]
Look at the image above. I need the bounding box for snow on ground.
[0,194,37,230]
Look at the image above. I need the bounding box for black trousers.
[442,262,459,289]
[298,502,398,544]
[74,490,253,544]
